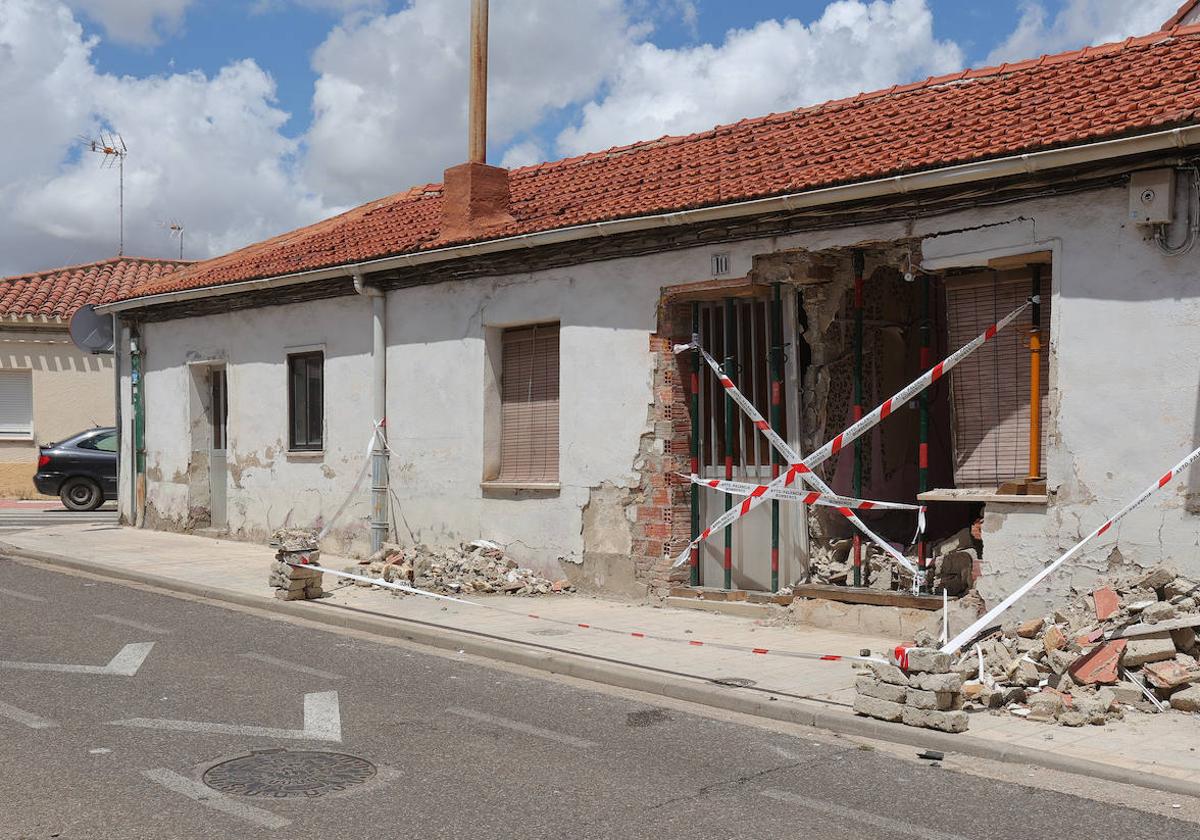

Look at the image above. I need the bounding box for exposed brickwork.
[630,301,694,593]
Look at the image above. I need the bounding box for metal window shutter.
[945,271,1050,488]
[498,324,560,483]
[0,371,32,435]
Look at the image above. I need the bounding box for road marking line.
[94,614,170,635]
[110,691,342,743]
[0,642,155,676]
[759,789,972,840]
[238,652,342,680]
[143,769,290,830]
[445,707,597,749]
[0,700,56,729]
[0,587,46,602]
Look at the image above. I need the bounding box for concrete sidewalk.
[3,522,1199,796]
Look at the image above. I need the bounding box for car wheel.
[60,477,103,511]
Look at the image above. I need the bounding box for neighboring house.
[0,257,190,498]
[102,24,1200,618]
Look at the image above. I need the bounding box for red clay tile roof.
[127,27,1200,302]
[1165,2,1200,29]
[0,256,191,321]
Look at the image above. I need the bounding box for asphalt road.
[0,504,116,535]
[1,556,1197,840]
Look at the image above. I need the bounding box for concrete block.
[902,648,950,674]
[1123,632,1177,667]
[853,694,904,722]
[855,677,906,704]
[909,672,963,693]
[869,662,911,686]
[1169,685,1200,712]
[274,589,306,601]
[905,688,958,711]
[900,706,968,733]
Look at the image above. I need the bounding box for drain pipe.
[353,269,389,554]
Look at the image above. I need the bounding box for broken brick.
[1092,587,1119,621]
[1068,639,1126,685]
[1017,618,1045,638]
[1042,625,1067,652]
[1142,659,1200,690]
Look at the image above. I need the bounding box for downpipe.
[353,269,389,554]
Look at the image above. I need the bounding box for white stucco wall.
[123,179,1200,609]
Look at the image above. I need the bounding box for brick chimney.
[441,0,513,240]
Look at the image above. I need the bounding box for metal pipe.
[112,313,122,521]
[918,273,932,591]
[353,270,389,554]
[689,301,701,586]
[851,251,864,587]
[769,285,783,593]
[723,297,736,591]
[130,329,145,527]
[469,0,489,164]
[1028,263,1043,480]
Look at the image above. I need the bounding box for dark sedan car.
[34,427,118,511]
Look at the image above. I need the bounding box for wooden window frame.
[287,351,324,452]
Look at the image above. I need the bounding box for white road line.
[94,614,170,635]
[238,652,342,680]
[143,769,290,830]
[445,707,597,749]
[0,642,155,676]
[110,691,342,743]
[759,790,972,840]
[0,700,56,729]
[0,587,46,602]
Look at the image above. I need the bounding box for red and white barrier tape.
[287,559,886,665]
[942,442,1200,654]
[678,474,922,512]
[672,299,1030,571]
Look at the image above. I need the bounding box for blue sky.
[0,0,1183,273]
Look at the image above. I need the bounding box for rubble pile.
[353,540,573,597]
[951,565,1200,725]
[267,528,323,601]
[854,648,969,733]
[809,523,979,596]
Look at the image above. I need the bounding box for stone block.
[1123,632,1177,667]
[1166,578,1199,599]
[1169,685,1200,712]
[1143,602,1178,624]
[1172,627,1197,652]
[1042,626,1067,652]
[1068,640,1126,685]
[855,677,907,704]
[909,672,963,693]
[1137,567,1176,591]
[900,706,968,733]
[1017,618,1044,638]
[903,647,950,674]
[906,688,958,711]
[274,589,306,601]
[869,662,911,686]
[853,694,903,722]
[1027,691,1062,721]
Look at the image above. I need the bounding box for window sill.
[918,489,1048,505]
[480,480,561,492]
[286,450,325,461]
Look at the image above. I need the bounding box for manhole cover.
[203,750,376,798]
[710,677,757,688]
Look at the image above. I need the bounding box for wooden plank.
[791,583,948,611]
[987,250,1053,270]
[1107,614,1200,639]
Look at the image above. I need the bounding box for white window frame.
[0,369,33,440]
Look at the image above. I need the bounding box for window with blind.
[497,323,560,484]
[0,371,32,436]
[944,270,1050,488]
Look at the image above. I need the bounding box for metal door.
[695,295,805,591]
[208,367,228,529]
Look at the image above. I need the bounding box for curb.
[5,542,1200,799]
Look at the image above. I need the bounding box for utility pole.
[469,0,489,164]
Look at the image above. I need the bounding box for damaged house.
[100,20,1200,619]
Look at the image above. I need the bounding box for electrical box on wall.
[1129,169,1176,225]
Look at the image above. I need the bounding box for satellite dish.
[69,304,114,354]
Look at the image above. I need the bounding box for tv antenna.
[160,220,185,259]
[80,132,128,256]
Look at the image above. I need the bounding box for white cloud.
[65,0,193,45]
[304,0,640,205]
[988,0,1181,64]
[555,0,964,156]
[0,0,329,274]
